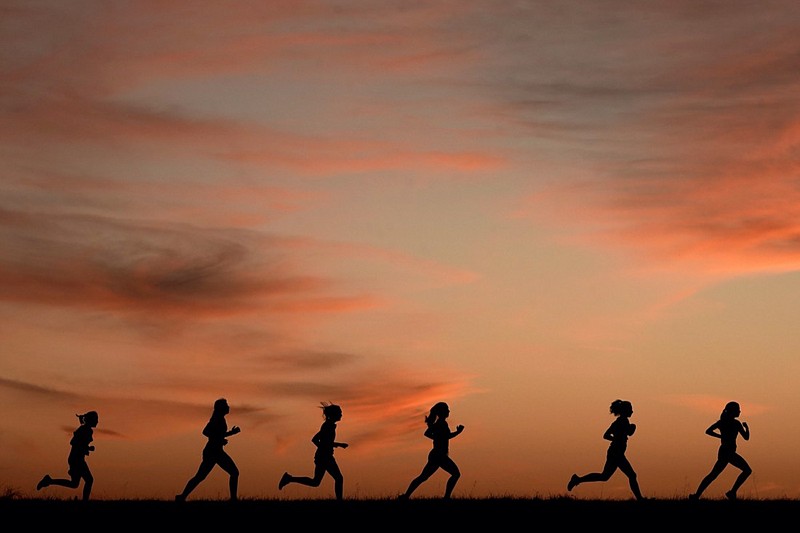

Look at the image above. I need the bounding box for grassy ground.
[2,496,795,528]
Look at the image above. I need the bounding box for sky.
[2,0,800,501]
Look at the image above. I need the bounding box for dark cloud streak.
[0,208,365,318]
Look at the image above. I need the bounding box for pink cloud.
[511,27,800,279]
[2,0,498,188]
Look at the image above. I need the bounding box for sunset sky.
[3,1,800,501]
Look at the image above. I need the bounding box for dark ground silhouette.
[3,497,796,528]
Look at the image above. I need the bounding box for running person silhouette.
[399,401,465,500]
[176,398,241,501]
[567,399,645,500]
[279,402,348,500]
[689,401,752,500]
[37,410,99,501]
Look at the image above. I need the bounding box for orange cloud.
[513,50,800,280]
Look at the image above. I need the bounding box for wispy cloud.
[505,3,800,279]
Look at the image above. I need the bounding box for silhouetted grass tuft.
[0,485,22,500]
